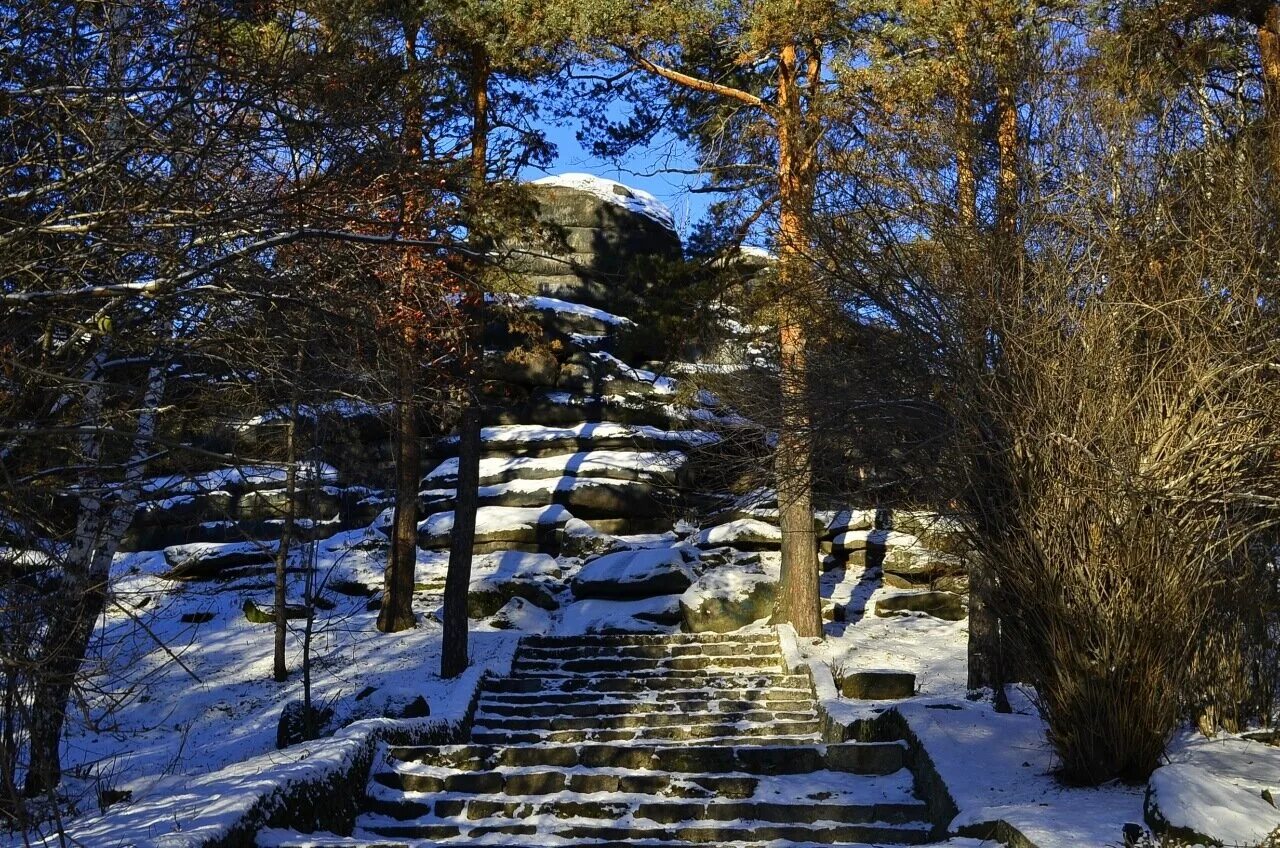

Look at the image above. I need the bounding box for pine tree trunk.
[442,408,481,678]
[1260,5,1280,175]
[378,356,419,633]
[273,402,298,682]
[769,41,822,638]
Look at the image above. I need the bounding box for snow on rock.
[475,421,717,447]
[895,699,1146,848]
[531,173,676,232]
[472,549,561,580]
[138,463,339,497]
[555,594,682,636]
[1146,762,1280,846]
[490,292,635,327]
[1145,735,1280,847]
[485,596,554,634]
[571,546,698,600]
[693,518,782,549]
[827,508,878,536]
[680,558,779,633]
[425,449,687,487]
[417,504,571,548]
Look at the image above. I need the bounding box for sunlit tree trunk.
[770,41,822,638]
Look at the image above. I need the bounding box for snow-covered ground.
[16,514,1280,848]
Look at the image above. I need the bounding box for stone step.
[255,830,409,848]
[470,724,823,745]
[474,697,811,718]
[516,642,781,660]
[366,795,929,828]
[476,687,815,705]
[382,742,905,775]
[520,632,778,648]
[355,817,935,845]
[509,655,786,674]
[472,709,818,732]
[483,673,811,693]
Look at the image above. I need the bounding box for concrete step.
[474,697,811,718]
[484,673,811,693]
[366,795,929,827]
[516,642,781,660]
[509,655,786,674]
[470,721,824,745]
[476,687,815,705]
[381,742,905,775]
[355,816,935,845]
[472,709,817,733]
[520,632,778,648]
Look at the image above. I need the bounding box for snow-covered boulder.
[826,508,877,538]
[1145,762,1280,847]
[570,546,697,600]
[417,505,571,553]
[467,576,558,618]
[497,175,682,314]
[529,173,678,235]
[556,594,682,635]
[692,518,782,550]
[488,596,553,634]
[874,590,966,621]
[163,540,277,579]
[680,561,779,633]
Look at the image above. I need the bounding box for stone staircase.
[258,632,940,847]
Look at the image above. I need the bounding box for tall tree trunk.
[379,355,420,633]
[378,18,425,634]
[770,41,822,638]
[1260,5,1280,175]
[273,393,298,682]
[469,42,489,201]
[967,5,1021,709]
[442,408,481,677]
[26,363,165,795]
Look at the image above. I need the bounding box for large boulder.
[1145,763,1280,847]
[162,540,277,579]
[571,546,698,600]
[692,518,782,550]
[874,590,967,621]
[417,505,572,553]
[680,561,779,633]
[495,176,682,315]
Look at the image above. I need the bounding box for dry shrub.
[960,141,1280,783]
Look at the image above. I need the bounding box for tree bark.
[378,355,420,633]
[26,363,165,795]
[1260,4,1280,175]
[442,407,481,678]
[273,398,298,682]
[769,41,823,638]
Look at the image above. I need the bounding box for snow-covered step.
[380,742,907,776]
[469,722,824,745]
[472,708,818,732]
[355,816,935,845]
[478,684,814,702]
[485,672,812,692]
[509,654,785,674]
[255,831,407,848]
[516,640,779,659]
[474,697,812,717]
[520,631,779,648]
